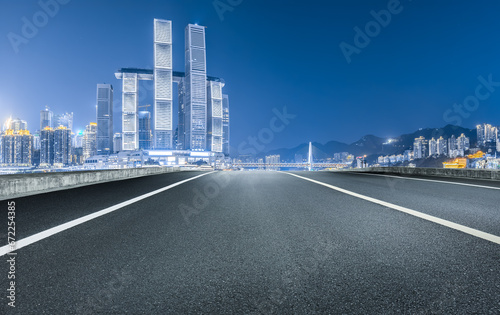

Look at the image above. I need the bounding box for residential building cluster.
[375,124,500,169]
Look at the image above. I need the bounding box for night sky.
[1,0,500,151]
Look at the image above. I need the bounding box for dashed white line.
[283,172,500,245]
[0,172,215,257]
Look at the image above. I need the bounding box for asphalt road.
[1,170,499,314]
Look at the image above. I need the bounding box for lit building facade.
[176,77,186,150]
[139,111,152,150]
[154,19,174,149]
[457,133,470,152]
[6,118,28,132]
[114,19,230,157]
[413,136,427,159]
[222,94,230,156]
[207,80,224,153]
[113,133,123,153]
[184,24,208,151]
[96,84,113,155]
[437,136,447,156]
[54,126,72,166]
[40,107,53,130]
[477,123,497,146]
[429,138,437,156]
[83,123,97,159]
[115,69,153,151]
[55,112,73,131]
[0,130,33,166]
[40,127,55,166]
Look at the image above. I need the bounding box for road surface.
[1,170,499,314]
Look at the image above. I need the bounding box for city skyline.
[2,1,500,151]
[1,3,500,314]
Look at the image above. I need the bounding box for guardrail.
[0,167,182,200]
[337,167,500,181]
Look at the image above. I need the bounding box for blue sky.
[1,0,499,150]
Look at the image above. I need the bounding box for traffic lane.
[354,171,500,189]
[0,171,207,241]
[4,171,500,314]
[289,171,500,236]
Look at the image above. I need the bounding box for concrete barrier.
[0,167,183,200]
[336,167,500,181]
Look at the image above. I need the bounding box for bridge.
[1,168,499,313]
[234,142,351,169]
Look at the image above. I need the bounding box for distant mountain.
[258,125,477,161]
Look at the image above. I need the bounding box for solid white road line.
[345,171,500,190]
[0,171,215,257]
[283,172,500,245]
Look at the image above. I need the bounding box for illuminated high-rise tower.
[154,19,174,149]
[222,94,230,156]
[40,106,53,130]
[96,84,113,155]
[184,24,207,151]
[207,79,224,153]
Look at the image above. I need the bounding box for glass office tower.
[184,24,207,151]
[40,107,53,130]
[207,80,223,153]
[96,84,113,154]
[154,19,174,149]
[139,111,152,150]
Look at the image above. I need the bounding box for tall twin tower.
[115,19,229,155]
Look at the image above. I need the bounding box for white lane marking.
[344,171,500,190]
[282,172,500,245]
[0,172,215,256]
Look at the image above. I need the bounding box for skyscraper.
[114,19,230,155]
[428,138,437,156]
[40,107,53,130]
[413,136,426,159]
[54,126,72,166]
[40,127,55,166]
[496,128,500,152]
[477,123,497,146]
[55,112,74,131]
[32,130,41,150]
[154,19,174,149]
[457,133,470,152]
[6,118,28,132]
[115,69,154,151]
[207,80,223,153]
[222,94,230,156]
[139,111,152,150]
[0,130,33,166]
[177,78,186,150]
[448,135,456,151]
[96,84,114,155]
[437,136,447,156]
[83,123,97,159]
[184,24,207,151]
